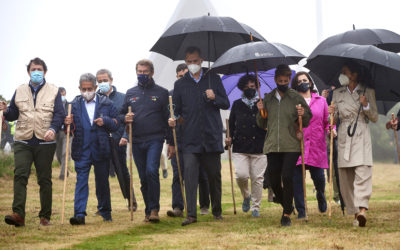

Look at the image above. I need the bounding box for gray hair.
[79,73,97,87]
[96,68,113,80]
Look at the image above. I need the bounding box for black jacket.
[172,69,230,153]
[120,80,170,144]
[229,99,267,154]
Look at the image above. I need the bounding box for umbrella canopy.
[305,43,400,102]
[150,15,265,61]
[222,69,296,109]
[210,41,305,75]
[309,28,400,58]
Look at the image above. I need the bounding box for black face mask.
[296,82,310,93]
[277,84,289,93]
[243,88,256,99]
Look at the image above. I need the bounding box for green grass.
[0,152,13,177]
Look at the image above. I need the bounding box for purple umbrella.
[221,68,295,109]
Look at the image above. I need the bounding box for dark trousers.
[13,142,56,219]
[293,165,326,216]
[183,152,221,218]
[132,139,163,216]
[171,150,210,210]
[75,158,111,220]
[266,152,300,215]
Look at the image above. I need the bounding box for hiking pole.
[128,106,134,221]
[225,119,237,215]
[297,104,308,221]
[0,110,3,148]
[169,96,187,215]
[328,102,335,220]
[391,113,400,164]
[61,104,72,224]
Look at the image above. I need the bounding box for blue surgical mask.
[98,82,111,94]
[31,70,44,84]
[61,96,66,102]
[137,74,149,85]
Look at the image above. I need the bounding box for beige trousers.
[232,153,267,211]
[338,165,372,215]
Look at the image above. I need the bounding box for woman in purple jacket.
[291,72,334,219]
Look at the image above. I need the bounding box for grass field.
[0,160,399,249]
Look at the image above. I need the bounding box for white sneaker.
[353,219,359,227]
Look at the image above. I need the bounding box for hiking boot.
[40,217,50,226]
[200,207,209,215]
[213,215,223,221]
[149,210,160,223]
[242,196,251,212]
[70,216,85,225]
[252,210,260,218]
[181,216,197,226]
[357,211,367,227]
[280,215,291,227]
[143,215,150,223]
[167,208,183,217]
[4,213,25,227]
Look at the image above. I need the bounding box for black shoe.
[70,216,85,225]
[213,215,223,221]
[281,215,291,227]
[103,217,112,222]
[181,216,197,226]
[167,208,183,217]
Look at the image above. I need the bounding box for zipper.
[277,100,280,152]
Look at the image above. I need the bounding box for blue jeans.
[293,165,326,217]
[132,139,163,215]
[74,159,111,220]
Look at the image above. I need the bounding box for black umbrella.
[306,43,400,102]
[210,41,305,75]
[108,134,129,199]
[211,40,305,118]
[309,28,400,59]
[150,15,266,62]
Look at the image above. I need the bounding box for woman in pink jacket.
[291,72,333,219]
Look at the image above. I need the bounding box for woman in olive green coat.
[257,64,312,226]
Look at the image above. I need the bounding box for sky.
[1,0,399,100]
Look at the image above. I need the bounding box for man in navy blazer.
[64,73,119,225]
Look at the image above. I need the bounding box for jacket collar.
[138,78,155,89]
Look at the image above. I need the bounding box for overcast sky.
[1,0,399,100]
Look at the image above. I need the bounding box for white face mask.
[338,74,350,86]
[187,64,201,75]
[82,91,95,101]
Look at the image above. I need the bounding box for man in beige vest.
[0,57,65,227]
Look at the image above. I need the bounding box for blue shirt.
[189,69,203,83]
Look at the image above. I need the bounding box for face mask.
[187,64,201,75]
[82,91,95,101]
[61,96,66,103]
[296,82,310,93]
[30,70,44,84]
[243,88,256,99]
[277,84,289,93]
[98,82,111,93]
[339,74,350,86]
[137,74,150,85]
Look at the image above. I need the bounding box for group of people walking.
[0,47,383,228]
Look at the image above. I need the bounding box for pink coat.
[296,93,330,169]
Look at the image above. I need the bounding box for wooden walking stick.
[168,96,187,214]
[127,106,134,221]
[297,104,308,221]
[391,113,400,164]
[225,119,237,215]
[328,102,335,220]
[61,104,72,224]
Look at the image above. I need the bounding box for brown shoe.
[357,212,367,227]
[149,210,160,223]
[181,216,197,226]
[5,213,25,227]
[167,208,183,217]
[143,215,150,223]
[40,218,50,226]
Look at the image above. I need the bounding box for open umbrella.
[221,69,296,109]
[309,28,400,59]
[150,15,266,62]
[306,43,400,102]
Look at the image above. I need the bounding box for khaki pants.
[339,165,372,215]
[232,153,267,211]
